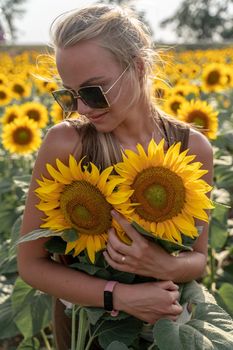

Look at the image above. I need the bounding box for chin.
[92,123,115,134]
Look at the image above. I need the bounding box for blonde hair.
[49,4,189,169]
[50,4,157,108]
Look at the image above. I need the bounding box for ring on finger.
[121,255,126,263]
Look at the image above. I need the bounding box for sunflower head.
[177,99,218,140]
[115,139,214,244]
[1,116,42,154]
[35,156,130,263]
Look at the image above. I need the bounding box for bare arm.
[104,128,213,283]
[17,122,107,307]
[17,121,182,323]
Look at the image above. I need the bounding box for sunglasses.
[52,64,130,112]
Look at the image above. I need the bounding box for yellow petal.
[86,236,96,263]
[56,158,72,180]
[46,164,70,184]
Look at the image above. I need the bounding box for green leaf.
[0,298,20,339]
[10,215,23,256]
[17,228,63,245]
[70,262,111,279]
[218,264,233,285]
[97,317,143,348]
[106,341,129,350]
[62,228,79,242]
[153,302,233,350]
[212,202,229,222]
[216,283,233,318]
[44,236,66,254]
[179,280,216,306]
[11,277,52,339]
[209,217,228,249]
[84,307,105,325]
[17,337,40,350]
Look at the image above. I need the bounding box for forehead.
[55,40,118,87]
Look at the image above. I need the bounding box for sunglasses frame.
[52,64,130,112]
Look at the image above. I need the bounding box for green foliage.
[0,0,27,40]
[160,0,233,42]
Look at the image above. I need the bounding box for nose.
[76,97,93,115]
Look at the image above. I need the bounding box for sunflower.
[151,79,171,103]
[171,84,199,98]
[21,101,48,128]
[1,105,22,125]
[50,102,80,124]
[162,94,186,117]
[35,156,132,263]
[0,73,8,85]
[115,139,214,244]
[1,116,42,154]
[0,86,13,106]
[201,63,228,93]
[177,100,218,140]
[10,78,32,100]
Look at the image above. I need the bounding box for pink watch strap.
[104,281,119,316]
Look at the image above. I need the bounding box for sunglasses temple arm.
[104,64,130,94]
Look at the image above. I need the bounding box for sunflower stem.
[210,247,216,291]
[40,329,52,350]
[84,319,105,350]
[75,307,88,350]
[71,305,81,350]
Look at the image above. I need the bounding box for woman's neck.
[113,103,162,151]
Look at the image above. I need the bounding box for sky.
[13,0,183,45]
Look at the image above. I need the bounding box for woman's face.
[56,40,136,133]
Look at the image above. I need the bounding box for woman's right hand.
[113,280,183,324]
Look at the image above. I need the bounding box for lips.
[88,111,108,121]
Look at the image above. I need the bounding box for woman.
[17,4,213,349]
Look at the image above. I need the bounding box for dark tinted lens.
[78,86,108,108]
[52,90,77,112]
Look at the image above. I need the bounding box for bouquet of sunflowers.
[18,139,233,350]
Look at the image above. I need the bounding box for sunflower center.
[71,205,91,223]
[144,184,167,209]
[7,113,17,123]
[207,70,220,85]
[0,91,7,100]
[27,109,40,121]
[60,180,112,235]
[187,110,207,128]
[171,101,181,114]
[13,84,25,95]
[13,127,32,145]
[131,167,185,222]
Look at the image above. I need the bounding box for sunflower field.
[0,46,233,349]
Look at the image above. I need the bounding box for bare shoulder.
[188,127,213,163]
[35,121,82,179]
[187,127,213,183]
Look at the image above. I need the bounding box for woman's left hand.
[103,211,174,279]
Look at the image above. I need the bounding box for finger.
[111,210,143,243]
[155,280,179,291]
[106,241,125,263]
[170,290,180,303]
[103,250,133,273]
[108,228,132,255]
[169,302,183,315]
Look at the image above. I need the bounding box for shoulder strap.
[159,116,190,152]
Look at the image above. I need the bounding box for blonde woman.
[18,4,214,349]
